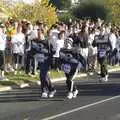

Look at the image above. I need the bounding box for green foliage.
[58,12,77,24]
[72,0,110,21]
[49,0,71,10]
[2,0,58,28]
[104,0,120,24]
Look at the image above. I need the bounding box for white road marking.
[42,95,120,120]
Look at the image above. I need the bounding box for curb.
[0,86,12,92]
[52,67,120,82]
[20,83,30,88]
[37,67,120,85]
[0,67,120,92]
[108,67,120,73]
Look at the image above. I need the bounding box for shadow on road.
[0,81,120,102]
[0,72,120,102]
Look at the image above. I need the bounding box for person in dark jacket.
[30,29,56,98]
[92,31,111,82]
[59,47,83,99]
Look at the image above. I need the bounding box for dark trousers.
[25,51,35,74]
[51,57,61,70]
[78,54,88,72]
[110,48,118,65]
[0,50,5,71]
[39,60,54,92]
[98,54,108,77]
[64,63,79,92]
[13,53,22,65]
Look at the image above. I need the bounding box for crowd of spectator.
[0,17,120,80]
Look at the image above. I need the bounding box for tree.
[4,0,58,27]
[0,1,10,20]
[104,0,120,24]
[72,0,110,21]
[49,0,71,10]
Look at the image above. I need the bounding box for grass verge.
[0,65,120,86]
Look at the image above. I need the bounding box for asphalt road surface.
[0,72,120,120]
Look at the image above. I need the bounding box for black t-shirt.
[92,34,111,52]
[30,39,55,62]
[73,33,89,48]
[59,48,81,64]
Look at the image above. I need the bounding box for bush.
[72,0,111,21]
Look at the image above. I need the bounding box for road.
[0,72,120,120]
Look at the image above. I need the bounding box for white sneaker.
[99,76,108,82]
[35,72,38,75]
[14,71,17,75]
[49,90,56,98]
[41,92,48,98]
[73,90,79,98]
[67,92,73,99]
[10,67,15,72]
[28,73,35,77]
[104,75,108,82]
[99,77,105,82]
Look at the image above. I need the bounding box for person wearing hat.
[0,23,8,80]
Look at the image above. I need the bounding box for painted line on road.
[42,95,120,120]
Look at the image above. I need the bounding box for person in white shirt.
[11,25,25,74]
[116,31,120,65]
[0,24,8,80]
[52,31,65,71]
[50,24,60,49]
[109,28,117,65]
[25,23,37,75]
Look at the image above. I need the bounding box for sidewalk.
[0,67,120,92]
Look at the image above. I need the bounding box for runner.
[92,28,111,82]
[30,29,56,98]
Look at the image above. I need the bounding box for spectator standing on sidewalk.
[24,22,37,75]
[109,28,117,66]
[52,31,65,71]
[88,28,97,71]
[77,26,89,71]
[116,30,120,65]
[11,24,25,74]
[0,23,8,80]
[5,18,16,72]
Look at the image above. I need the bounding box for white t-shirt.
[25,30,38,52]
[0,33,6,51]
[116,37,120,50]
[109,33,117,50]
[50,29,60,48]
[51,29,59,40]
[116,37,120,59]
[53,39,64,58]
[11,33,25,54]
[88,33,97,55]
